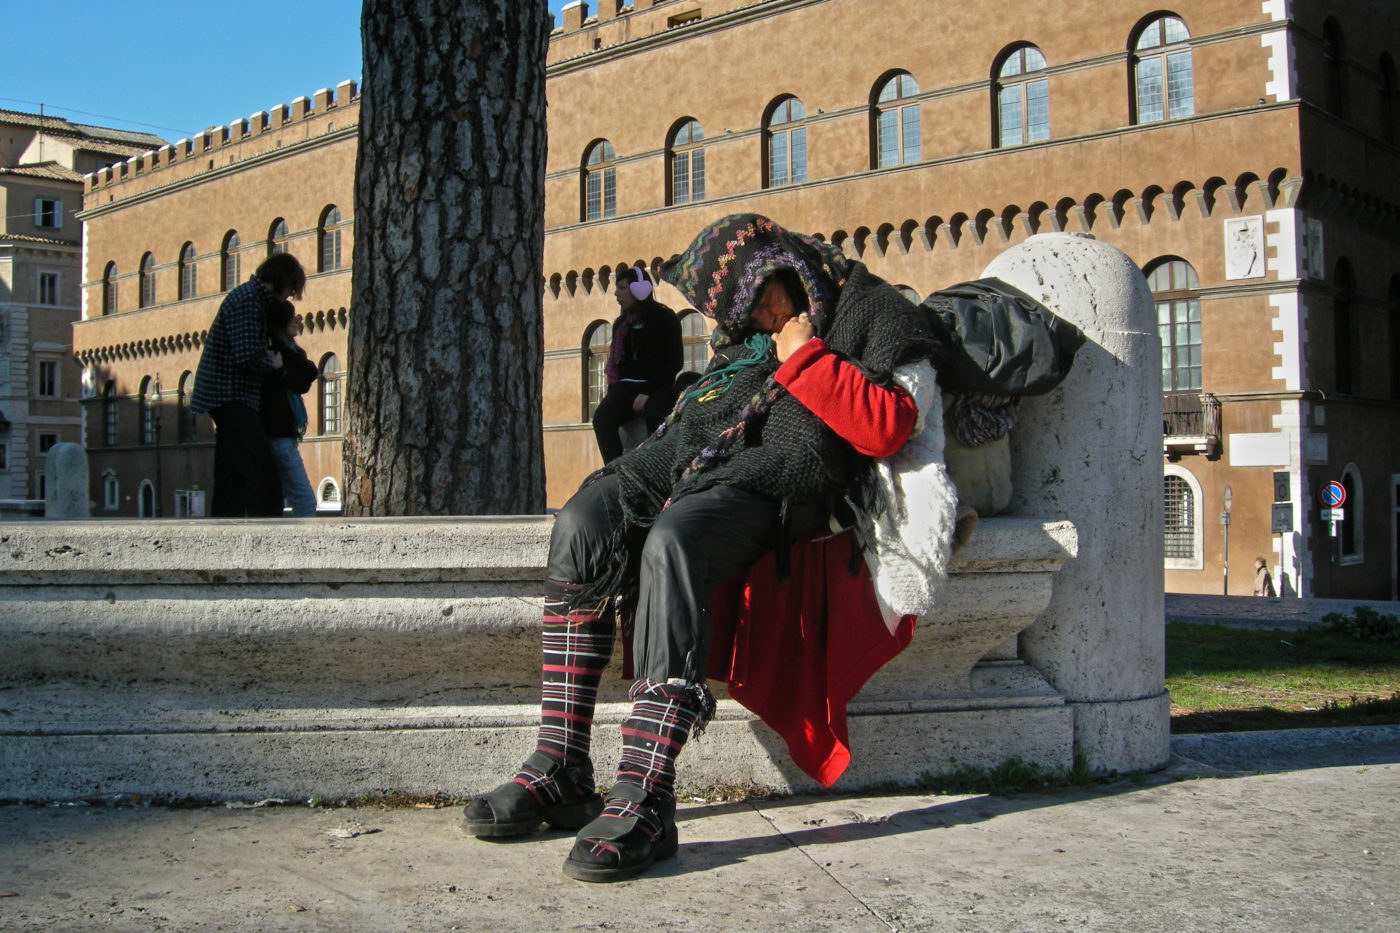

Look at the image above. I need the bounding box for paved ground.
[1165,592,1400,630]
[3,596,1397,932]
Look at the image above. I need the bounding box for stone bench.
[0,514,1074,802]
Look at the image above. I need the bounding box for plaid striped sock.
[512,579,614,801]
[591,679,712,840]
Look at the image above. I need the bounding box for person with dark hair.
[591,264,683,463]
[259,300,320,516]
[463,215,963,883]
[192,252,307,517]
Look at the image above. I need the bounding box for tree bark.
[344,0,549,515]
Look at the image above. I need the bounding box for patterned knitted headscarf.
[661,213,849,343]
[650,214,852,484]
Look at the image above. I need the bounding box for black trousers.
[208,402,282,518]
[547,474,824,684]
[591,383,674,463]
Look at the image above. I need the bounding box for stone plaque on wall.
[1223,216,1265,280]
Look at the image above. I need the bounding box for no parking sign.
[1318,481,1346,508]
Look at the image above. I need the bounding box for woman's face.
[283,317,301,340]
[614,280,637,312]
[748,279,798,334]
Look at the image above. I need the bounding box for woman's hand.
[773,312,814,361]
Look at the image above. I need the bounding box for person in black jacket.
[591,265,683,463]
[259,300,320,516]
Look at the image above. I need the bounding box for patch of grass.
[1167,621,1400,734]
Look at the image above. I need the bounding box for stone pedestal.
[983,233,1171,775]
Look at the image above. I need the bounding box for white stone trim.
[1260,27,1295,102]
[1164,464,1205,571]
[1268,292,1303,391]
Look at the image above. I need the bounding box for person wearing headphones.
[591,264,683,463]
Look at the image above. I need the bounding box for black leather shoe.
[461,751,603,838]
[561,782,677,882]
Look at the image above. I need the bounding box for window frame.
[268,218,290,257]
[679,311,710,374]
[1340,463,1364,564]
[178,242,198,300]
[138,252,156,308]
[37,270,60,306]
[994,45,1050,148]
[1132,15,1194,125]
[36,359,59,398]
[102,262,118,315]
[319,354,344,436]
[583,320,613,421]
[222,231,241,292]
[764,96,808,189]
[103,381,119,447]
[1148,258,1202,395]
[33,196,62,229]
[667,119,706,206]
[873,72,921,169]
[319,205,343,272]
[583,140,617,222]
[1163,466,1204,570]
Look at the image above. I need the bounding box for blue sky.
[3,1,574,144]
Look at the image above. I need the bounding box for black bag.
[920,278,1085,396]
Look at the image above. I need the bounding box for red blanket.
[707,531,915,787]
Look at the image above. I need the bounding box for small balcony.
[1163,392,1221,459]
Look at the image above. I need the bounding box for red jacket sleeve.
[774,338,917,458]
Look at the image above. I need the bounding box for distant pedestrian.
[191,252,306,517]
[260,299,319,517]
[1253,557,1276,597]
[591,265,683,463]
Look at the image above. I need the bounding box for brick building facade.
[74,0,1400,598]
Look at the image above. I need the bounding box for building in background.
[0,109,164,502]
[75,0,1400,599]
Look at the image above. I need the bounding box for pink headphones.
[627,264,653,301]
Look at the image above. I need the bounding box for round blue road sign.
[1319,481,1346,508]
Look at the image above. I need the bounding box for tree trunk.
[344,0,549,515]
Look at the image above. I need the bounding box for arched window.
[319,354,344,435]
[268,218,289,256]
[668,119,706,205]
[583,140,617,222]
[873,72,921,168]
[221,230,241,292]
[679,311,710,373]
[103,380,118,447]
[1379,55,1396,143]
[319,205,343,272]
[583,321,613,420]
[1340,464,1363,562]
[764,96,807,188]
[995,45,1050,147]
[138,480,155,519]
[177,371,195,443]
[1322,19,1347,119]
[139,376,157,445]
[1334,259,1355,394]
[319,478,341,512]
[1148,258,1202,394]
[178,242,197,300]
[102,262,118,315]
[1163,467,1203,568]
[138,252,155,308]
[1133,15,1194,124]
